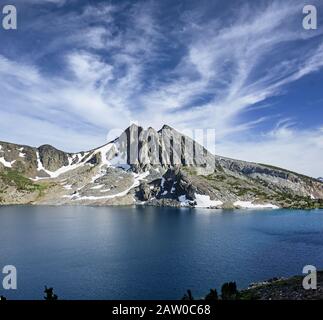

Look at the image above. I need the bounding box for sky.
[0,0,322,177]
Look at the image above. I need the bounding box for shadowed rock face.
[0,125,323,208]
[38,145,70,172]
[116,124,216,171]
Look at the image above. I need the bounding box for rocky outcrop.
[240,271,323,300]
[0,141,38,177]
[38,145,69,172]
[0,125,322,208]
[137,182,151,201]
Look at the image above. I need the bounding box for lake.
[0,206,323,300]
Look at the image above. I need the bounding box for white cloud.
[0,0,322,176]
[135,1,323,135]
[216,125,323,178]
[0,110,103,152]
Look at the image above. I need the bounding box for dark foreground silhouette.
[1,272,323,300]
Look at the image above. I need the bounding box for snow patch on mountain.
[91,184,104,190]
[91,144,115,182]
[194,194,223,208]
[18,147,26,158]
[109,143,130,170]
[34,151,91,180]
[234,201,279,209]
[178,195,191,206]
[0,157,15,168]
[76,171,149,201]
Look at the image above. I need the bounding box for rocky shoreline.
[184,272,323,300]
[240,271,323,300]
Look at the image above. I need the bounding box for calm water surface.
[0,206,323,299]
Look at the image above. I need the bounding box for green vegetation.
[182,166,197,176]
[182,167,323,209]
[273,192,323,209]
[203,174,227,182]
[0,169,47,194]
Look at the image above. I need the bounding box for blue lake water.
[0,206,323,300]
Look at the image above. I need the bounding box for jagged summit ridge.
[0,125,322,209]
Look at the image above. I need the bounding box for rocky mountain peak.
[0,125,322,209]
[38,144,69,172]
[159,124,175,131]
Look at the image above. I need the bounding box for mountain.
[0,124,322,208]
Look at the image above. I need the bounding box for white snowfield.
[0,145,15,167]
[234,201,279,209]
[90,144,113,182]
[34,151,91,181]
[178,195,279,209]
[18,147,26,158]
[194,194,223,208]
[33,142,125,182]
[90,184,104,190]
[29,142,149,201]
[0,157,15,168]
[109,142,130,170]
[178,194,223,208]
[178,195,191,206]
[68,171,150,201]
[0,145,24,166]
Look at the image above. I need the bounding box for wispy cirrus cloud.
[0,0,322,176]
[216,122,323,177]
[136,1,323,132]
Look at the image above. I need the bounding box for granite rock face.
[0,125,322,208]
[38,145,70,172]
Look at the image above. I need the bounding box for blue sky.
[0,0,322,177]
